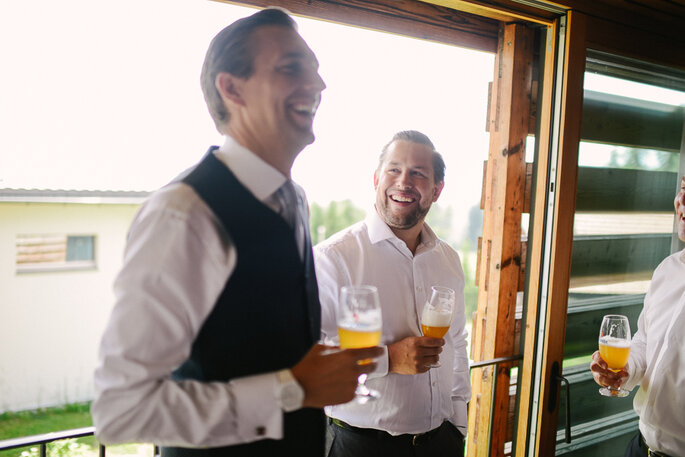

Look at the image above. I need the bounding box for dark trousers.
[624,432,673,457]
[326,418,464,457]
[624,433,648,457]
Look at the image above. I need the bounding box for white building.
[0,189,148,413]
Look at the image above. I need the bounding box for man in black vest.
[92,8,382,456]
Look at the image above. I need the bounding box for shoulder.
[314,220,369,257]
[433,237,462,261]
[653,249,685,276]
[127,182,232,269]
[136,182,212,225]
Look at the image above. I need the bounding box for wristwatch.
[276,369,305,412]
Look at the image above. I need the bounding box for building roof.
[0,188,151,204]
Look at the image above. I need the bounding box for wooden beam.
[216,0,499,52]
[576,168,679,213]
[583,12,685,72]
[427,0,560,25]
[570,234,671,281]
[551,0,685,63]
[468,21,533,457]
[581,91,684,151]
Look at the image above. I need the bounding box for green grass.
[0,403,152,457]
[0,403,92,440]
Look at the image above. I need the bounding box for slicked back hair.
[200,8,297,133]
[377,130,446,183]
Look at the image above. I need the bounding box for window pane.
[556,69,684,457]
[66,236,94,262]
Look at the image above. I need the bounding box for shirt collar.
[214,135,287,201]
[679,248,685,264]
[366,206,439,251]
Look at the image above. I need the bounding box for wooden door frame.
[518,8,685,457]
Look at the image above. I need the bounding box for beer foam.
[599,336,631,348]
[339,321,382,332]
[422,308,452,327]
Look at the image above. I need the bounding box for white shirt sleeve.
[314,243,390,378]
[92,184,284,447]
[625,306,647,391]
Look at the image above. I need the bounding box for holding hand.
[388,336,445,374]
[590,350,629,390]
[291,344,383,408]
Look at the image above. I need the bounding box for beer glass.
[421,286,455,368]
[337,285,382,403]
[598,314,631,397]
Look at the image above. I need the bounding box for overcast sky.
[0,0,496,233]
[3,1,682,239]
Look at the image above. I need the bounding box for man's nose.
[306,69,326,92]
[397,170,413,188]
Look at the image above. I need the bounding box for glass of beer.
[598,314,631,397]
[338,285,382,403]
[421,286,455,368]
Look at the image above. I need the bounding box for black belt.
[640,433,673,457]
[329,417,445,446]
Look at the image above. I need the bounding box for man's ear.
[432,181,445,202]
[215,72,245,107]
[373,170,379,190]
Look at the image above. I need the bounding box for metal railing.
[0,427,158,457]
[470,354,523,369]
[0,355,523,456]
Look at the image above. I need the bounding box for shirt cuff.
[365,345,389,379]
[450,399,468,436]
[230,372,283,441]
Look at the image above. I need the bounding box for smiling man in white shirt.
[591,174,685,457]
[315,130,470,457]
[91,8,381,457]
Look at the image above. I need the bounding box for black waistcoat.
[162,148,324,457]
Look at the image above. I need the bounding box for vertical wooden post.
[468,22,534,457]
[533,11,586,457]
[514,19,558,457]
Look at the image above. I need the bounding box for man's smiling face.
[374,139,443,231]
[230,25,325,158]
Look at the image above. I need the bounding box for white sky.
[6,2,680,239]
[0,0,495,239]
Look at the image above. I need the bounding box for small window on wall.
[16,234,96,273]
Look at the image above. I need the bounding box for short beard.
[377,197,431,230]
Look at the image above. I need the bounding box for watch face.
[279,370,304,412]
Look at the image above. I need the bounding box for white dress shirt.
[314,209,471,436]
[624,248,685,456]
[92,136,307,447]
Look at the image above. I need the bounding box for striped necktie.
[277,180,305,259]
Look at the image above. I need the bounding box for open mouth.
[287,100,319,132]
[389,193,416,204]
[290,103,317,118]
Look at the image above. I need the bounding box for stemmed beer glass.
[337,285,382,403]
[598,314,632,397]
[420,286,455,368]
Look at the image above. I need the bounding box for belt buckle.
[411,433,424,446]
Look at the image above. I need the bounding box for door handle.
[548,361,571,443]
